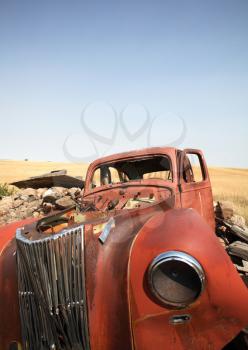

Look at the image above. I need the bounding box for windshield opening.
[90,155,172,190]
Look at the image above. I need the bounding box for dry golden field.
[0,160,247,223]
[0,160,89,184]
[208,167,248,224]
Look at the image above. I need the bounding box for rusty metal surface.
[178,149,216,230]
[16,225,89,350]
[0,146,247,350]
[11,171,84,189]
[84,200,172,350]
[83,184,174,212]
[84,147,178,197]
[83,146,215,229]
[128,208,248,350]
[0,219,36,350]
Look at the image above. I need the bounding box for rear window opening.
[91,156,172,189]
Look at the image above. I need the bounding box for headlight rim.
[147,250,206,309]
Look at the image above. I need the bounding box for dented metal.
[0,146,248,350]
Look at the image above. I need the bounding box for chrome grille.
[16,226,89,350]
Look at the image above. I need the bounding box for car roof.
[89,146,178,169]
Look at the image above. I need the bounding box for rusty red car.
[0,147,248,350]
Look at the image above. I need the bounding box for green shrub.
[0,183,15,197]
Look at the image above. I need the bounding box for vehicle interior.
[90,155,173,189]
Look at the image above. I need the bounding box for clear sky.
[0,0,247,167]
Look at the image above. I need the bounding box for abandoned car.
[0,147,248,350]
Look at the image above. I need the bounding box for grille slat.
[16,226,89,350]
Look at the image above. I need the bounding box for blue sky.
[0,0,247,167]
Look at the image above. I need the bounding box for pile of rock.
[215,200,248,281]
[0,187,82,227]
[214,200,246,229]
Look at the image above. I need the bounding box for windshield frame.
[85,154,174,194]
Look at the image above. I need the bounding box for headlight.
[147,251,205,308]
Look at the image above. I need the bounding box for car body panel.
[128,208,248,349]
[0,146,247,350]
[178,149,215,231]
[0,219,36,349]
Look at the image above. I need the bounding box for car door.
[179,149,215,230]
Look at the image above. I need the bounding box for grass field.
[0,160,89,183]
[208,167,248,224]
[0,160,247,223]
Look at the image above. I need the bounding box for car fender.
[0,218,37,349]
[128,208,248,350]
